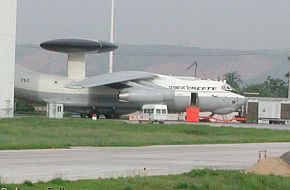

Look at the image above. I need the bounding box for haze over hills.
[16,44,289,84]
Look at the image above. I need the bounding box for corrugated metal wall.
[247,102,258,123]
[281,104,290,119]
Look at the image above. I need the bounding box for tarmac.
[184,122,290,131]
[1,142,290,183]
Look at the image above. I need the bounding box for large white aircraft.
[15,39,246,118]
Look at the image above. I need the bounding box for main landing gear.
[104,112,120,119]
[80,110,120,119]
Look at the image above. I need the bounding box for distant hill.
[16,44,290,84]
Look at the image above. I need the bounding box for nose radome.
[239,96,246,105]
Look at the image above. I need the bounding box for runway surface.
[185,122,290,130]
[1,143,290,183]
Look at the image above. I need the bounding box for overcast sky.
[16,0,290,50]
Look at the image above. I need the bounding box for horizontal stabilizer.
[65,71,157,89]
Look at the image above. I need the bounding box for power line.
[16,44,40,49]
[114,49,290,57]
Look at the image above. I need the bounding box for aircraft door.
[190,93,199,106]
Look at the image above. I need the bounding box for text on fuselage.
[169,86,217,91]
[20,78,30,83]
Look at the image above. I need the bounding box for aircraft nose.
[235,95,246,111]
[238,96,246,105]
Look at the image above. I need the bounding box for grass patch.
[0,117,290,150]
[2,170,290,190]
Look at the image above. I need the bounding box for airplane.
[15,39,246,118]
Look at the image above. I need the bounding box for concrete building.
[0,0,17,117]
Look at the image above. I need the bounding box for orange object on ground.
[185,106,200,122]
[199,115,247,123]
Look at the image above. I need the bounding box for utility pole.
[288,56,290,98]
[193,61,197,77]
[109,0,115,73]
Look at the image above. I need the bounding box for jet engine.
[118,88,174,103]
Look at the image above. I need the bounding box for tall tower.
[0,0,17,117]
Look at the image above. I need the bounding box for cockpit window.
[226,85,232,91]
[223,85,237,93]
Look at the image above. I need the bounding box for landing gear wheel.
[105,112,119,119]
[104,113,111,119]
[88,112,100,119]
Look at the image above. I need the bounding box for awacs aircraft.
[15,39,246,118]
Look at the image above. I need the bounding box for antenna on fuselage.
[185,61,198,77]
[40,39,118,80]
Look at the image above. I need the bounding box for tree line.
[224,71,289,98]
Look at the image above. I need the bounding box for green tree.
[223,71,243,92]
[15,99,34,112]
[242,76,288,98]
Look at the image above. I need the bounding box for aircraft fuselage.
[15,64,246,116]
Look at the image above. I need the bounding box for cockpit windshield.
[222,84,237,93]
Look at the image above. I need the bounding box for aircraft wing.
[65,71,157,89]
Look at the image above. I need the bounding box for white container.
[258,101,281,119]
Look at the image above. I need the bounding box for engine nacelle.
[119,89,174,103]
